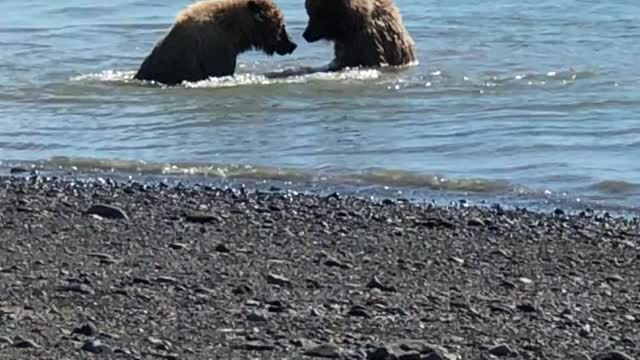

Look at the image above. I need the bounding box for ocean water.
[1,0,639,211]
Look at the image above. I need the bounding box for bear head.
[248,0,297,55]
[303,0,371,42]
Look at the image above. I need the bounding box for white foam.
[69,67,382,89]
[70,70,135,82]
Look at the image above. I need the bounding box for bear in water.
[302,0,416,71]
[134,0,297,85]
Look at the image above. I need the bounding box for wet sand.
[0,175,638,359]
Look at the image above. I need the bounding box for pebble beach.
[0,175,639,359]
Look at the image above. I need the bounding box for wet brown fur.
[304,0,416,70]
[135,0,290,85]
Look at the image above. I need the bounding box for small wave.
[70,70,136,82]
[590,180,640,194]
[22,156,520,195]
[69,67,382,89]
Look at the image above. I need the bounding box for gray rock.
[169,242,188,250]
[13,338,40,349]
[304,343,343,358]
[0,336,13,346]
[215,244,231,253]
[324,256,351,269]
[367,340,453,360]
[516,303,537,313]
[247,310,269,322]
[154,276,179,284]
[57,283,95,295]
[232,283,253,296]
[87,252,119,264]
[266,273,292,287]
[488,344,516,357]
[592,351,633,360]
[86,204,129,220]
[9,167,29,174]
[73,322,98,337]
[291,338,317,349]
[81,339,112,354]
[184,212,219,223]
[347,305,371,318]
[238,341,275,351]
[366,276,397,293]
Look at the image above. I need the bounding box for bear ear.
[247,0,266,22]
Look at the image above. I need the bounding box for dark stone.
[592,351,633,360]
[304,343,343,358]
[516,303,537,313]
[132,277,152,285]
[184,212,220,223]
[86,204,129,220]
[73,322,98,337]
[215,244,231,253]
[366,276,397,293]
[324,256,350,269]
[9,167,29,174]
[266,273,292,287]
[57,283,95,295]
[347,305,371,318]
[488,344,516,357]
[238,341,275,351]
[367,340,450,360]
[232,283,253,296]
[81,339,112,354]
[467,218,485,226]
[13,338,40,349]
[247,310,269,322]
[169,243,187,250]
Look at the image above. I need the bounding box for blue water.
[1,0,639,210]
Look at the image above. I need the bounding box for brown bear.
[302,0,416,71]
[134,0,297,85]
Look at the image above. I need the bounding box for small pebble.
[347,305,370,318]
[86,204,129,220]
[9,167,29,174]
[13,338,40,349]
[606,274,624,283]
[366,276,397,293]
[232,283,253,296]
[238,341,275,351]
[246,310,269,322]
[215,244,231,253]
[81,339,112,354]
[57,283,95,295]
[169,243,187,250]
[488,344,516,357]
[184,212,219,223]
[304,343,343,358]
[517,303,537,313]
[518,277,533,285]
[73,322,98,336]
[324,256,350,269]
[592,351,633,360]
[266,273,292,287]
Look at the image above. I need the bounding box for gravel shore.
[1,175,639,360]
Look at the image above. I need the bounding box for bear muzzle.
[275,37,297,55]
[302,27,323,42]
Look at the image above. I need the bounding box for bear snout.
[275,37,297,55]
[302,27,322,42]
